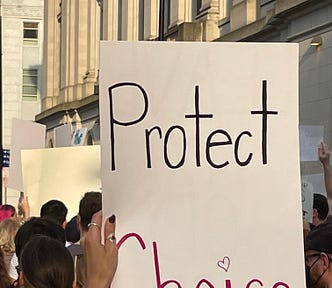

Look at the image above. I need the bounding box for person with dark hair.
[305,220,332,288]
[4,217,66,287]
[65,216,80,244]
[7,211,118,288]
[313,193,329,225]
[19,236,74,288]
[40,199,68,228]
[78,192,102,231]
[67,191,102,288]
[15,217,66,262]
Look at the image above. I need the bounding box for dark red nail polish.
[109,214,116,223]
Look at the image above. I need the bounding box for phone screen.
[19,191,24,203]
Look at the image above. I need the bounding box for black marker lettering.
[108,82,149,171]
[185,85,213,167]
[164,125,186,169]
[205,129,232,169]
[251,80,278,164]
[145,126,162,168]
[234,131,253,166]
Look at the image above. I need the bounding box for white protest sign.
[100,42,304,287]
[299,125,324,162]
[301,178,314,222]
[8,118,46,192]
[55,124,72,147]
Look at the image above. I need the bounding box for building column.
[42,0,60,110]
[122,0,139,40]
[102,0,118,40]
[144,0,158,40]
[230,0,259,31]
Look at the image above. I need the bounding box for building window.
[23,22,39,45]
[138,0,145,40]
[193,0,202,19]
[22,69,38,101]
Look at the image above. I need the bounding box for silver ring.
[107,233,116,243]
[88,222,100,229]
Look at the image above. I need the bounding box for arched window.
[87,134,94,145]
[48,139,54,148]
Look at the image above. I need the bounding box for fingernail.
[109,214,116,223]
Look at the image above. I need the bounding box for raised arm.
[17,195,30,222]
[319,142,332,214]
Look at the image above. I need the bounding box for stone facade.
[38,0,332,179]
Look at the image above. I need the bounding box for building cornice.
[215,0,332,42]
[35,93,99,123]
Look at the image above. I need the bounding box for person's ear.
[321,253,330,269]
[77,214,83,233]
[62,220,67,229]
[19,272,25,287]
[313,208,318,218]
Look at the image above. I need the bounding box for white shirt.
[8,253,18,280]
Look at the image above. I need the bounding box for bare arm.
[18,195,30,221]
[319,142,332,214]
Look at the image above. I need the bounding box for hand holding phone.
[18,192,24,216]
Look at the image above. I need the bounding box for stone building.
[38,0,332,179]
[1,0,44,148]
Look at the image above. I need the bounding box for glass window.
[23,22,39,45]
[22,69,38,101]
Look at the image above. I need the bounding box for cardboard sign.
[21,146,101,219]
[100,42,304,287]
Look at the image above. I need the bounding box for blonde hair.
[0,218,20,253]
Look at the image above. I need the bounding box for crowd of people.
[304,142,332,288]
[0,192,118,288]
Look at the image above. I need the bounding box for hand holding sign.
[84,211,118,288]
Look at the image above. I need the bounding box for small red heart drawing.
[217,256,230,272]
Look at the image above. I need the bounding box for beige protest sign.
[21,145,101,219]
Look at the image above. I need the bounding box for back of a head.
[40,200,68,226]
[305,220,332,253]
[65,216,80,244]
[0,218,20,253]
[0,205,16,222]
[313,193,329,221]
[79,191,102,231]
[20,236,74,288]
[14,217,66,261]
